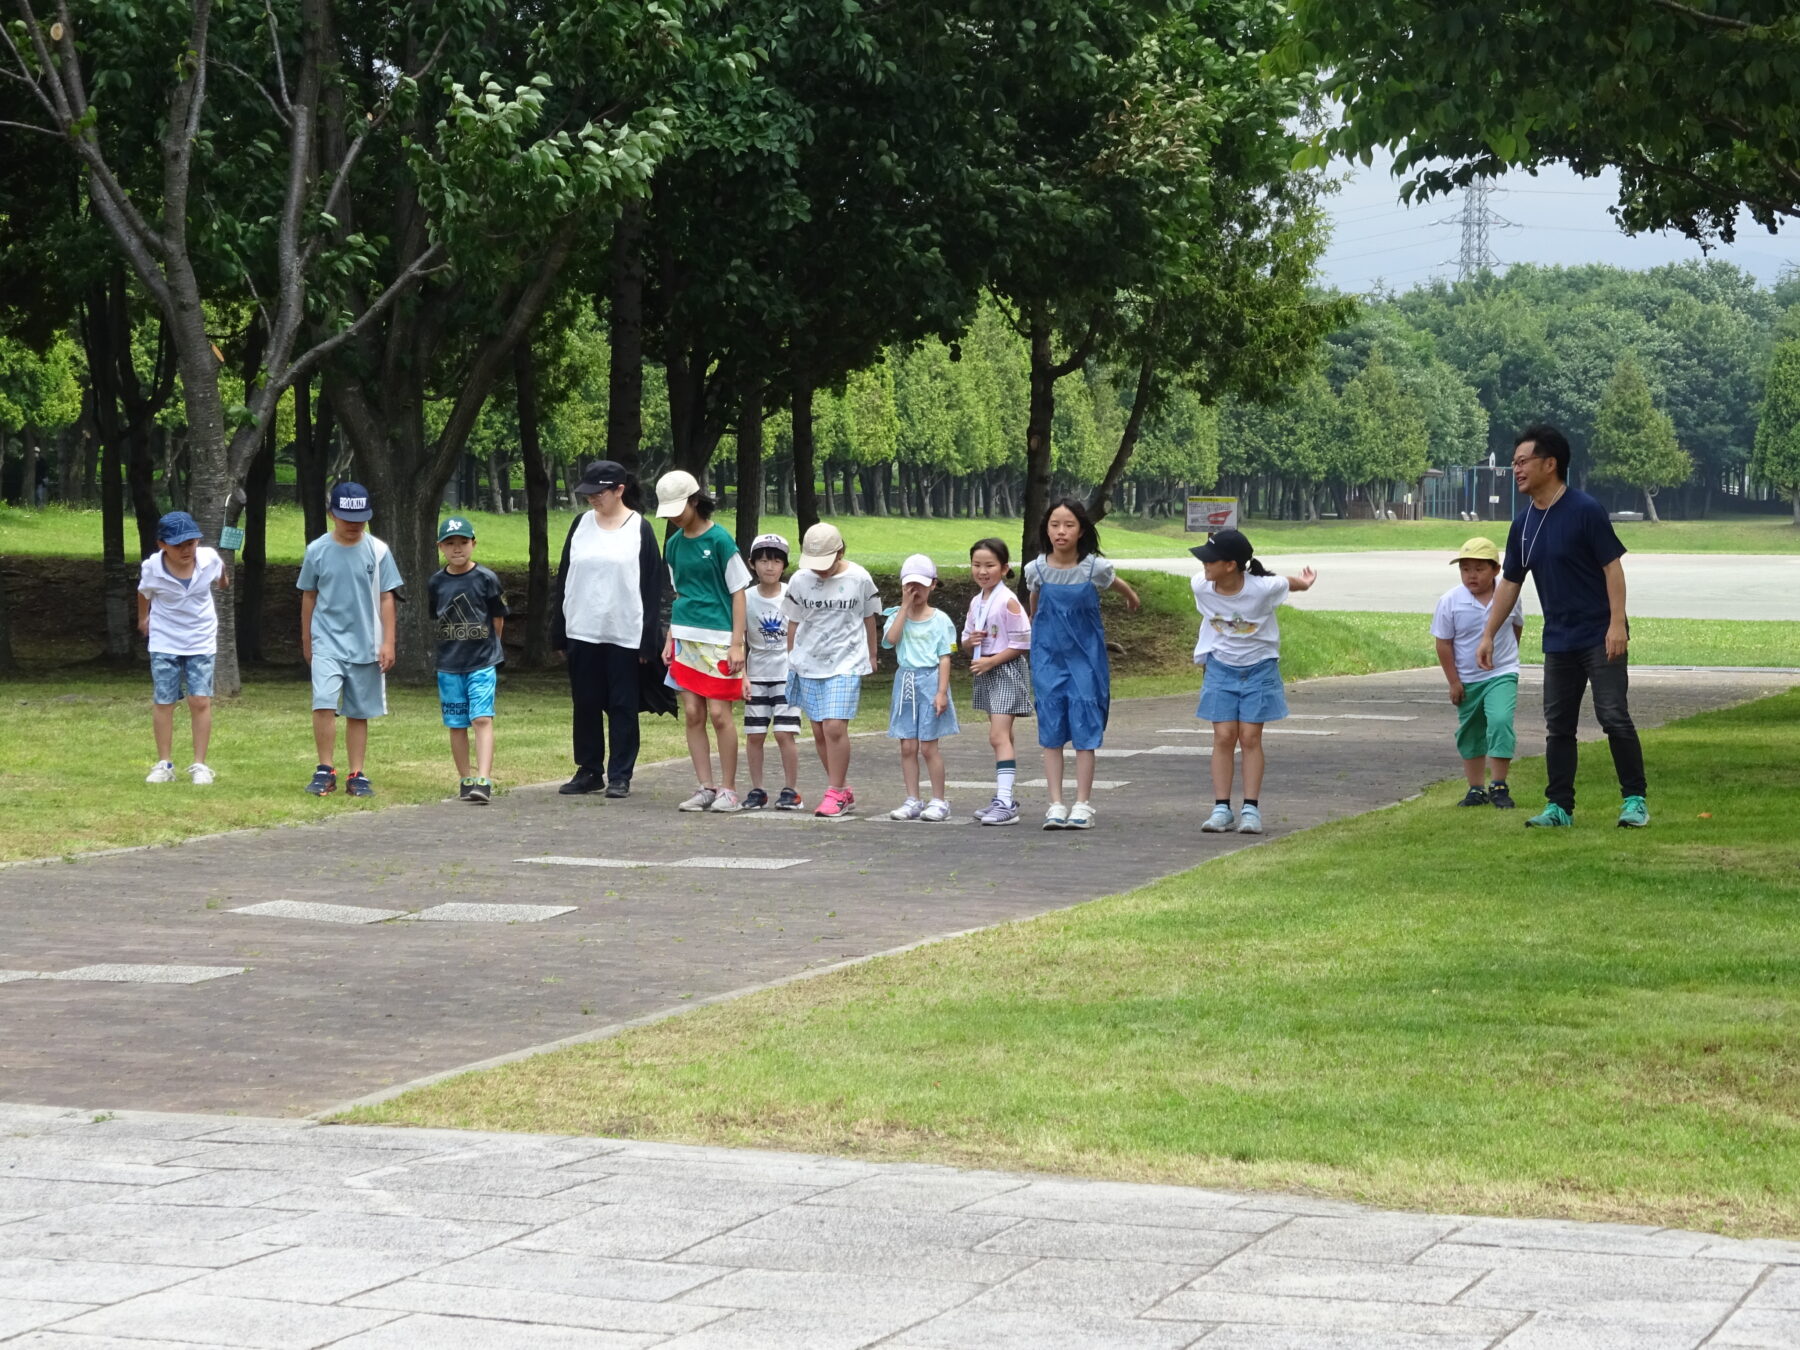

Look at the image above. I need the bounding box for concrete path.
[1111,551,1800,621]
[2,667,1793,1117]
[0,1103,1796,1349]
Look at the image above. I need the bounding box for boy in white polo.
[782,522,881,818]
[1432,536,1525,809]
[137,511,229,784]
[297,482,403,798]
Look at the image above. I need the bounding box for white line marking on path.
[231,901,407,924]
[1,970,40,983]
[1152,728,1338,737]
[1021,778,1129,790]
[408,903,576,923]
[1336,714,1419,722]
[39,965,246,984]
[1093,748,1141,758]
[518,856,810,871]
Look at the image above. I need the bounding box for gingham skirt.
[972,654,1034,716]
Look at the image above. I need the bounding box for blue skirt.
[887,666,960,741]
[1197,657,1288,725]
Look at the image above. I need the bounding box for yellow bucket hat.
[1452,537,1501,564]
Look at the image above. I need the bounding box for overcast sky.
[1319,149,1800,295]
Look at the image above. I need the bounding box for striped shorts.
[742,678,801,735]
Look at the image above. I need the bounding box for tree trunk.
[1021,315,1058,562]
[840,462,858,515]
[1089,353,1155,524]
[515,340,553,669]
[237,427,276,665]
[859,466,885,517]
[487,451,506,513]
[293,376,329,542]
[1643,487,1661,523]
[792,377,819,537]
[0,560,14,674]
[607,201,646,475]
[99,388,134,662]
[21,429,39,507]
[735,383,765,555]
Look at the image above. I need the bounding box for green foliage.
[1591,355,1692,500]
[1752,341,1800,510]
[1336,350,1430,491]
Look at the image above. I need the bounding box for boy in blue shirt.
[429,517,509,803]
[297,483,404,797]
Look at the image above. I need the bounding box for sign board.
[217,525,245,551]
[1185,496,1239,533]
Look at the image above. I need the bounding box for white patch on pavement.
[516,856,655,868]
[1020,779,1128,790]
[230,901,407,924]
[408,904,576,923]
[0,970,40,983]
[1336,714,1419,722]
[518,856,809,871]
[41,965,246,984]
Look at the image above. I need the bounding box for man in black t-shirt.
[1476,424,1649,829]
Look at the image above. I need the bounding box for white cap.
[654,469,701,518]
[899,553,937,587]
[750,532,789,558]
[797,522,845,571]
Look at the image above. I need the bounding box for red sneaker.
[814,787,853,818]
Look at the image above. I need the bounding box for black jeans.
[1541,644,1647,812]
[567,639,641,785]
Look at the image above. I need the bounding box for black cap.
[1189,528,1254,565]
[573,459,628,495]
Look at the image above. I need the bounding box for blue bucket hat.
[156,511,203,545]
[329,482,375,522]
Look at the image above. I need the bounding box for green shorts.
[1455,673,1518,761]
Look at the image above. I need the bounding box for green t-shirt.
[664,523,750,642]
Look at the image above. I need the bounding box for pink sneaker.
[814,787,853,818]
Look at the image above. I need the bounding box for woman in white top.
[550,459,671,796]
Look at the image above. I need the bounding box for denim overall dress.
[1031,556,1110,751]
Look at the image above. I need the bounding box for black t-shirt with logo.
[427,565,509,673]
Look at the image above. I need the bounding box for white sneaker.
[1067,802,1095,830]
[678,787,718,812]
[1201,804,1235,832]
[1042,803,1069,830]
[145,761,176,784]
[709,788,742,813]
[889,797,924,821]
[1237,805,1264,834]
[920,798,951,823]
[187,763,215,785]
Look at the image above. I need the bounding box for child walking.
[1024,498,1140,831]
[962,537,1032,826]
[783,522,882,818]
[883,554,960,821]
[1190,528,1316,835]
[298,482,403,797]
[656,470,751,813]
[742,532,804,810]
[1432,536,1524,809]
[138,511,228,784]
[429,516,509,804]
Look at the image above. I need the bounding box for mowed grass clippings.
[353,691,1800,1237]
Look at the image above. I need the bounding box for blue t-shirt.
[1502,488,1625,653]
[296,533,404,664]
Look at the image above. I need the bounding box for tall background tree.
[1591,354,1692,522]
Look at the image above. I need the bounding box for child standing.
[1190,528,1316,835]
[298,482,403,797]
[137,511,228,784]
[656,470,751,813]
[742,532,804,810]
[429,517,510,804]
[883,554,960,821]
[783,522,882,819]
[1024,498,1140,831]
[962,537,1032,826]
[1432,536,1524,809]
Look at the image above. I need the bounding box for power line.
[1436,177,1518,280]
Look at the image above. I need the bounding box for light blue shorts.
[311,655,387,720]
[437,667,498,729]
[1197,657,1288,725]
[887,666,960,742]
[787,672,862,723]
[151,652,214,704]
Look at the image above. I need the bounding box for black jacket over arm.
[549,511,676,717]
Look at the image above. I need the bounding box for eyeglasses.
[1510,455,1543,469]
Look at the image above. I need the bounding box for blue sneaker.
[346,772,375,799]
[305,765,336,796]
[1201,804,1235,833]
[1525,803,1573,828]
[1617,796,1650,828]
[1236,805,1263,835]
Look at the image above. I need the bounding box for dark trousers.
[567,639,641,785]
[1541,644,1647,812]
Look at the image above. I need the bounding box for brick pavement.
[0,1104,1795,1348]
[1,667,1792,1117]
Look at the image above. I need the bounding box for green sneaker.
[1525,803,1573,829]
[1617,795,1649,828]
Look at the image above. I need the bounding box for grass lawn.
[349,689,1800,1237]
[9,503,1798,566]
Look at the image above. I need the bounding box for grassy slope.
[8,503,1799,567]
[351,690,1800,1237]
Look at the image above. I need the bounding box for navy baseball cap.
[1189,528,1254,564]
[329,482,374,522]
[156,511,203,545]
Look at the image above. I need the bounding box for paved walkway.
[0,1104,1796,1349]
[1111,551,1800,621]
[3,667,1791,1117]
